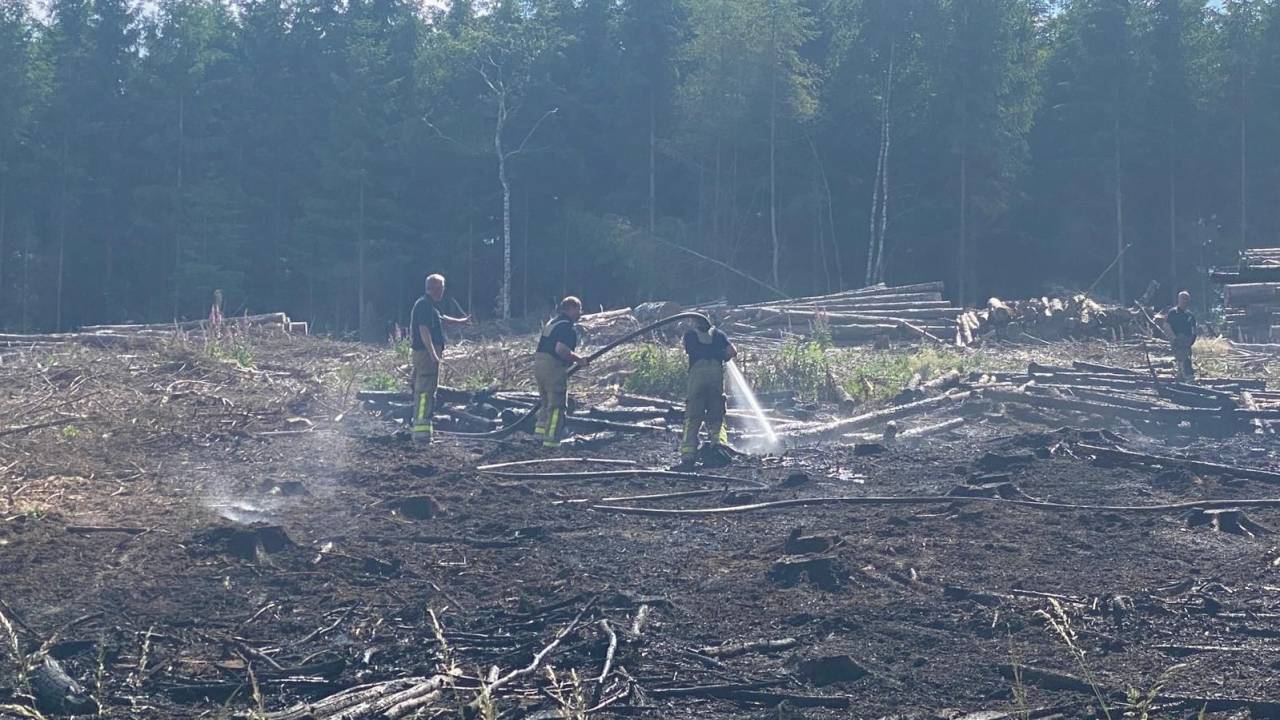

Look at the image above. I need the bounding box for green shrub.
[207,337,255,368]
[624,344,688,398]
[837,346,1012,403]
[393,338,412,363]
[751,340,834,403]
[362,371,399,391]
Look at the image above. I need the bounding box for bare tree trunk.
[1168,130,1176,291]
[649,89,656,237]
[713,138,723,293]
[22,226,31,331]
[867,42,894,286]
[0,169,7,308]
[808,136,842,290]
[874,42,895,285]
[1114,113,1125,304]
[495,92,512,320]
[1240,78,1248,249]
[467,221,474,315]
[866,119,884,286]
[56,136,69,331]
[522,190,529,316]
[814,186,830,293]
[173,92,185,320]
[959,138,968,308]
[357,176,366,336]
[769,64,780,288]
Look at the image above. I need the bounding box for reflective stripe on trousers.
[413,391,433,435]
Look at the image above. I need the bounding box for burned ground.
[1,333,1279,719]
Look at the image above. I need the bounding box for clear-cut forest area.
[5,1,1280,719]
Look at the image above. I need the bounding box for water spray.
[725,360,779,454]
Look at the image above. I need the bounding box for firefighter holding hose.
[678,315,737,469]
[409,273,471,445]
[533,296,590,447]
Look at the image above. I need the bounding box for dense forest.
[0,0,1272,333]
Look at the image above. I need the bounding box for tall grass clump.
[623,344,687,398]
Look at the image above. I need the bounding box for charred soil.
[1,333,1279,718]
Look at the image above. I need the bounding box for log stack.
[1212,248,1280,341]
[767,359,1276,446]
[0,312,306,349]
[722,282,957,346]
[954,294,1137,346]
[576,283,959,347]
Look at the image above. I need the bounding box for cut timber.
[0,332,142,347]
[779,390,972,443]
[1078,443,1280,485]
[1225,283,1280,306]
[82,312,291,333]
[696,638,798,659]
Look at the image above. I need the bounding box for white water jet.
[726,360,779,454]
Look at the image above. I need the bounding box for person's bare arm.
[555,342,588,366]
[420,326,442,364]
[725,341,738,361]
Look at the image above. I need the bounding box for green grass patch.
[836,346,1015,403]
[393,338,412,363]
[623,344,688,398]
[207,338,255,368]
[750,339,836,403]
[362,371,399,392]
[745,342,1015,405]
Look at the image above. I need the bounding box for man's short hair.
[426,273,445,288]
[560,296,582,313]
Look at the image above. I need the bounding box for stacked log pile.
[775,360,1276,446]
[1212,248,1280,341]
[954,294,1138,346]
[723,282,956,345]
[580,283,1141,349]
[0,312,306,349]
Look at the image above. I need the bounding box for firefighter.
[1160,290,1197,382]
[409,274,470,444]
[678,315,737,468]
[533,296,589,447]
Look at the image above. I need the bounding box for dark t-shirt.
[684,328,731,364]
[536,315,578,364]
[1166,307,1196,340]
[410,295,445,352]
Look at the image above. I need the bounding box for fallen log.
[1078,443,1280,485]
[616,392,681,410]
[648,684,851,708]
[82,312,291,333]
[0,332,142,347]
[696,638,799,659]
[999,664,1280,715]
[477,457,639,471]
[591,493,1280,517]
[777,390,973,443]
[565,415,671,434]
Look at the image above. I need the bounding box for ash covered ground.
[1,331,1279,719]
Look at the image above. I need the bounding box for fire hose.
[438,311,711,439]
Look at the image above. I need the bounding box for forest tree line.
[0,0,1274,333]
